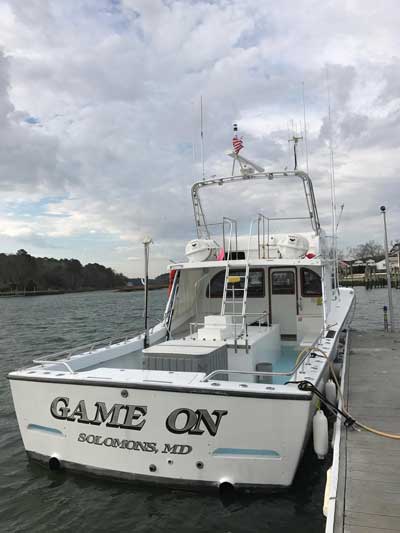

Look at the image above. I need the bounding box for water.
[1,287,400,532]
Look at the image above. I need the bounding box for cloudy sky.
[0,0,399,276]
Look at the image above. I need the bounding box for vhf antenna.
[200,96,205,181]
[232,122,238,175]
[288,133,303,170]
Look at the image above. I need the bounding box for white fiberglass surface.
[85,350,144,371]
[86,339,300,385]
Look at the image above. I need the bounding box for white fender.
[325,379,337,406]
[313,409,328,460]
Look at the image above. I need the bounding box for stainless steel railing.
[201,330,326,382]
[189,311,269,337]
[257,213,312,259]
[222,216,238,259]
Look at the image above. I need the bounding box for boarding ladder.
[220,262,250,335]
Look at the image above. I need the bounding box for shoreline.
[0,288,118,298]
[0,286,168,297]
[116,285,168,292]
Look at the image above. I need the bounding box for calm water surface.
[1,287,400,532]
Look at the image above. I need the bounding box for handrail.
[222,216,238,259]
[32,359,76,374]
[201,330,325,382]
[190,311,269,335]
[32,329,146,373]
[164,268,180,340]
[192,170,321,240]
[247,217,258,258]
[257,213,313,259]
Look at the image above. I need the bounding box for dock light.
[143,236,153,348]
[380,206,394,331]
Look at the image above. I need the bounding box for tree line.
[340,240,400,261]
[0,250,127,292]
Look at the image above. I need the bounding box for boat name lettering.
[77,433,192,455]
[165,408,228,436]
[50,398,228,437]
[50,397,147,430]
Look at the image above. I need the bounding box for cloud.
[0,0,399,274]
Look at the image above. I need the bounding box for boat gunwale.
[7,373,312,400]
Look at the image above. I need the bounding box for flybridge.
[191,152,321,241]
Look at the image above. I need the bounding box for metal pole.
[143,236,153,348]
[381,206,394,331]
[200,96,205,181]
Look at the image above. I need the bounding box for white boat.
[9,146,354,491]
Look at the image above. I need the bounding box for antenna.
[231,123,238,175]
[286,121,292,166]
[288,134,303,170]
[336,203,344,231]
[326,67,339,294]
[302,82,310,174]
[200,96,205,181]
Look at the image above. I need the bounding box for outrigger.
[9,140,354,490]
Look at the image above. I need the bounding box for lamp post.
[143,236,153,348]
[380,206,394,332]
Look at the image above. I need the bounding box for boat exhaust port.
[219,481,235,496]
[48,455,62,471]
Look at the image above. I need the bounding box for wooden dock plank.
[345,511,400,531]
[334,330,400,532]
[344,526,400,533]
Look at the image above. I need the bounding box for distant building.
[376,256,399,272]
[126,278,142,287]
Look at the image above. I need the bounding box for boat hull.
[10,378,313,490]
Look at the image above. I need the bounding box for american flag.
[232,134,244,154]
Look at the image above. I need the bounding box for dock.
[332,330,400,532]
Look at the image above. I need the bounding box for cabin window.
[301,268,322,297]
[206,269,265,298]
[271,271,295,294]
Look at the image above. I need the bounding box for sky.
[0,0,399,276]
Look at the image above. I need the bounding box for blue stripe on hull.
[27,423,64,436]
[213,448,280,458]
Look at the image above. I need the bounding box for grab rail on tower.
[222,217,238,259]
[256,213,311,259]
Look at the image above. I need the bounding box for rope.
[295,344,400,440]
